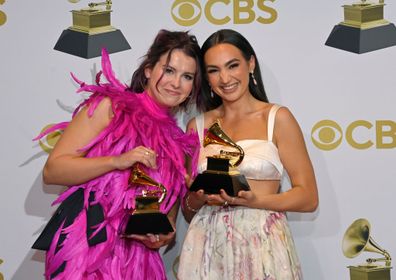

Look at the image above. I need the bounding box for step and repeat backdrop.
[1,1,395,279]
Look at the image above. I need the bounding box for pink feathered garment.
[39,50,199,280]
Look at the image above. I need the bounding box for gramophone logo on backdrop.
[54,0,131,59]
[0,0,7,26]
[325,0,396,54]
[171,0,278,26]
[342,218,392,280]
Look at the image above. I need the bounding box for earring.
[250,71,257,86]
[210,87,215,98]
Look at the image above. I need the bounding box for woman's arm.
[181,118,207,223]
[220,107,319,212]
[43,97,157,186]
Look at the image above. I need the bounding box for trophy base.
[348,265,392,280]
[325,23,396,54]
[189,172,250,196]
[124,212,174,235]
[54,28,131,59]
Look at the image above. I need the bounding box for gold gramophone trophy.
[189,121,250,196]
[325,0,396,53]
[54,0,131,58]
[342,218,392,280]
[123,165,174,235]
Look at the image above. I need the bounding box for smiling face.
[144,49,197,108]
[204,43,255,103]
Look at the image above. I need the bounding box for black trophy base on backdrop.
[189,157,250,196]
[325,23,396,54]
[54,29,131,59]
[124,213,174,235]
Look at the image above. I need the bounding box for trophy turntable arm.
[88,0,112,10]
[360,0,385,3]
[366,250,392,267]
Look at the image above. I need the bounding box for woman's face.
[145,49,196,108]
[204,43,254,103]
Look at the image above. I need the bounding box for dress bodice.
[196,105,283,180]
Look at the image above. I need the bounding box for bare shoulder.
[274,105,298,125]
[203,108,222,127]
[89,97,114,119]
[186,117,197,133]
[70,97,114,134]
[273,105,304,142]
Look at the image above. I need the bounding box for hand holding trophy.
[123,164,174,235]
[189,120,250,196]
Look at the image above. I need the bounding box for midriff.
[247,179,280,196]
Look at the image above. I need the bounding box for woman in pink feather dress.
[32,29,202,280]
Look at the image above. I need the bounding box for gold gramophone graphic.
[123,164,174,235]
[342,218,392,280]
[54,0,131,58]
[325,0,396,53]
[189,121,250,196]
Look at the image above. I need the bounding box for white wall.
[1,1,395,279]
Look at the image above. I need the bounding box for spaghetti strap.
[267,104,281,141]
[195,114,205,147]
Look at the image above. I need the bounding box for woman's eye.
[229,63,239,69]
[207,69,218,74]
[184,74,194,81]
[164,67,174,74]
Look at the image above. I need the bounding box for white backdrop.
[1,1,396,279]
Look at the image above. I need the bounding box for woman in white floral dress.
[178,29,319,280]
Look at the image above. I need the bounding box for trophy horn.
[129,165,167,203]
[342,218,392,266]
[203,121,245,167]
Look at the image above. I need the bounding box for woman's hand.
[113,146,157,170]
[184,174,207,210]
[187,190,207,208]
[126,230,176,250]
[206,193,226,206]
[218,189,257,207]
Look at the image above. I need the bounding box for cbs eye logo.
[171,0,278,27]
[0,259,4,280]
[38,124,63,154]
[0,0,7,26]
[311,120,396,151]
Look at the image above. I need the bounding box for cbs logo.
[0,0,6,26]
[0,259,4,280]
[311,120,396,151]
[38,124,63,154]
[171,0,277,27]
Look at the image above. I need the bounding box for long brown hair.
[199,29,268,111]
[129,29,203,111]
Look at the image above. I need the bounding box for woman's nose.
[171,75,181,88]
[219,70,230,83]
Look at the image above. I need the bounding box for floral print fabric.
[178,205,302,280]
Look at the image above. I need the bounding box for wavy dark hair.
[198,29,268,111]
[128,29,203,111]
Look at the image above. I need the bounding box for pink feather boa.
[38,49,199,280]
